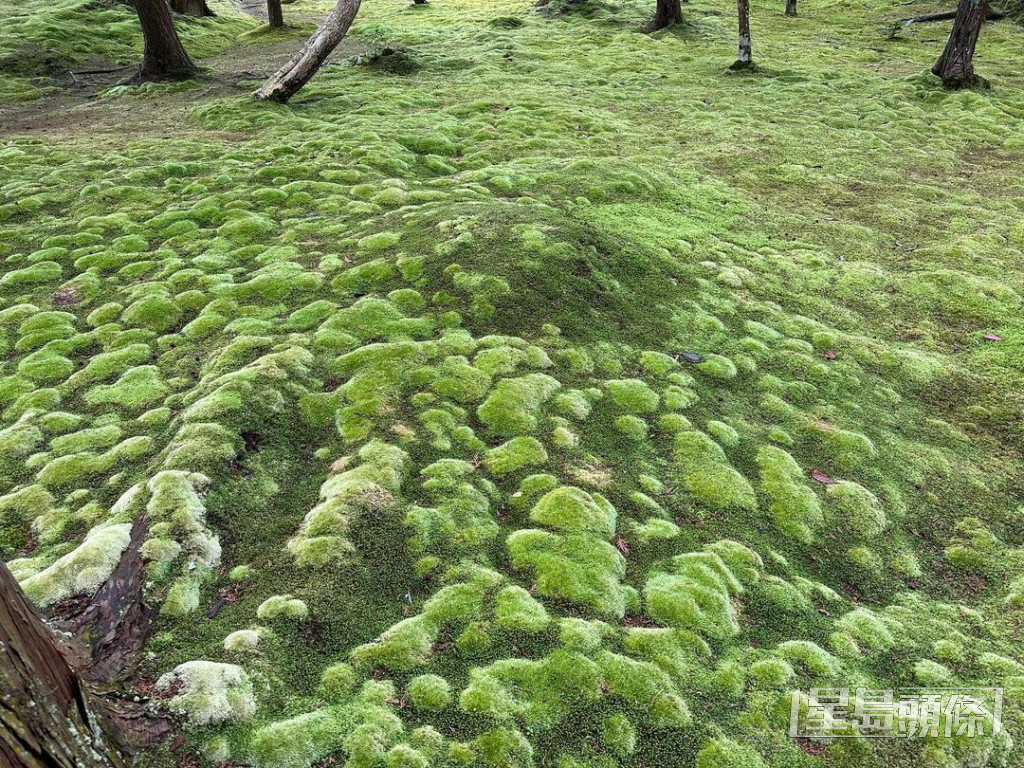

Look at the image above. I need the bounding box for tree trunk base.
[729,58,757,70]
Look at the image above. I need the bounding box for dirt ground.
[0,9,366,141]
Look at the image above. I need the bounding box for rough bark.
[648,0,683,30]
[0,562,124,768]
[53,518,158,685]
[732,0,754,69]
[169,0,216,15]
[254,0,362,103]
[932,0,989,87]
[268,0,285,26]
[785,0,797,16]
[130,0,198,83]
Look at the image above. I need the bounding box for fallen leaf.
[824,350,836,360]
[983,334,1002,342]
[679,351,704,364]
[810,469,837,485]
[616,536,630,556]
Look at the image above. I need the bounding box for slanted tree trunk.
[932,0,988,87]
[130,0,198,83]
[0,563,123,768]
[169,0,215,16]
[731,0,754,68]
[785,0,797,16]
[648,0,683,30]
[268,0,285,26]
[255,0,362,103]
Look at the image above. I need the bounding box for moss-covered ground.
[1,0,1023,765]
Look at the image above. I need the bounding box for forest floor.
[1,0,1023,767]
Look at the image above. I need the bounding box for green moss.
[494,585,550,632]
[674,431,755,510]
[477,373,561,436]
[643,552,743,639]
[20,522,131,606]
[603,378,659,414]
[507,529,628,617]
[407,674,452,712]
[484,436,548,476]
[756,446,823,544]
[256,594,309,621]
[156,661,255,726]
[121,294,182,332]
[529,486,616,538]
[695,738,766,768]
[611,412,649,442]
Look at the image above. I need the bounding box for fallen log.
[898,7,1006,22]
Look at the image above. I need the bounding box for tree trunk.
[648,0,683,30]
[169,0,215,16]
[785,0,796,16]
[932,0,988,87]
[732,0,754,68]
[0,563,123,768]
[130,0,198,83]
[254,0,362,103]
[268,0,285,26]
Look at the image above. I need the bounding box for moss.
[20,522,131,606]
[695,738,766,768]
[643,552,743,639]
[774,640,841,678]
[632,517,680,544]
[121,294,182,332]
[614,414,648,441]
[756,446,823,544]
[477,373,561,436]
[156,661,255,726]
[603,378,659,414]
[824,480,887,539]
[529,486,616,538]
[257,594,309,621]
[674,431,755,510]
[484,436,548,476]
[223,629,261,653]
[320,662,358,701]
[494,585,550,632]
[407,674,452,712]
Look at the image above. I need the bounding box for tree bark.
[785,0,797,16]
[268,0,285,26]
[0,562,123,768]
[130,0,198,83]
[169,0,216,16]
[732,0,754,68]
[648,0,683,30]
[254,0,362,103]
[932,0,988,87]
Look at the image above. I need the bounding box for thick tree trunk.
[932,0,988,87]
[732,0,754,68]
[0,563,123,768]
[268,0,285,26]
[648,0,683,30]
[169,0,216,16]
[785,0,797,16]
[254,0,362,103]
[130,0,198,83]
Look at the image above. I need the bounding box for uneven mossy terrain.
[2,0,1024,765]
